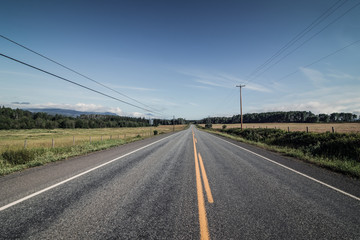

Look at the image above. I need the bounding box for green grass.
[0,137,142,176]
[0,125,188,176]
[199,127,360,179]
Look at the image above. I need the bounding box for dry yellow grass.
[200,123,360,134]
[0,125,186,153]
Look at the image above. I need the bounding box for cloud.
[245,83,271,93]
[179,70,238,85]
[195,80,229,88]
[106,83,157,92]
[179,69,269,92]
[300,67,326,85]
[185,84,211,90]
[188,102,199,106]
[326,71,360,81]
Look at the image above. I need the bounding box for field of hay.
[0,125,186,153]
[200,123,360,134]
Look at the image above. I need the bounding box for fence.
[208,123,360,134]
[1,131,155,152]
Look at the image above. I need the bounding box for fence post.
[24,139,27,149]
[332,127,335,133]
[288,127,290,132]
[52,138,55,148]
[73,136,75,145]
[306,126,309,133]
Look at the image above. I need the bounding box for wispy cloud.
[179,69,269,92]
[105,83,158,92]
[300,67,326,85]
[195,79,229,88]
[188,102,199,107]
[0,70,45,79]
[186,84,211,90]
[326,70,360,81]
[246,83,271,92]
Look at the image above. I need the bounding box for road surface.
[1,126,359,239]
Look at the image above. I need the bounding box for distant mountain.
[25,108,117,117]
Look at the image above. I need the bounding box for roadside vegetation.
[196,111,358,125]
[0,125,186,176]
[199,123,360,134]
[198,125,360,178]
[0,106,187,130]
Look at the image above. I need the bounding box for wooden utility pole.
[173,115,175,132]
[236,85,245,130]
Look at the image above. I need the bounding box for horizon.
[2,105,358,121]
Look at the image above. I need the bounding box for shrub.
[223,128,360,161]
[222,125,227,130]
[153,130,158,135]
[2,149,35,165]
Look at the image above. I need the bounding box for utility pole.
[173,115,175,132]
[236,85,245,130]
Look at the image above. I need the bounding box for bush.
[153,130,158,135]
[223,128,360,161]
[2,149,35,165]
[222,125,227,130]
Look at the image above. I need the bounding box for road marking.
[216,135,360,202]
[0,133,177,212]
[193,130,210,240]
[198,153,214,203]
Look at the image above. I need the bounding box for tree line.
[0,107,144,129]
[197,111,358,124]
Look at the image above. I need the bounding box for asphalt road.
[1,126,359,239]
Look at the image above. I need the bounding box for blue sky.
[1,0,360,120]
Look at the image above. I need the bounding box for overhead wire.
[248,1,360,83]
[245,0,360,84]
[246,0,347,81]
[0,34,161,113]
[277,38,360,82]
[0,52,168,117]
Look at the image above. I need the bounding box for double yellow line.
[192,129,214,240]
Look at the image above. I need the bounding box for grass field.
[0,125,186,153]
[0,125,187,176]
[199,123,360,134]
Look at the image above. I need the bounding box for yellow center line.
[198,153,214,204]
[193,130,211,240]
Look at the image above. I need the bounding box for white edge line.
[213,134,360,202]
[0,133,176,212]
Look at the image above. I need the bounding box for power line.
[247,2,360,82]
[0,52,167,116]
[246,0,347,81]
[277,38,360,82]
[248,0,360,83]
[0,34,161,113]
